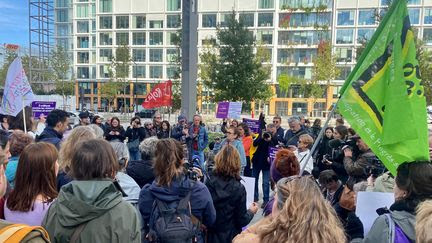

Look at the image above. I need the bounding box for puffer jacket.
[42,180,141,243]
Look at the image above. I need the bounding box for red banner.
[142,80,173,108]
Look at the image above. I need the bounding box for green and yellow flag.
[337,0,429,175]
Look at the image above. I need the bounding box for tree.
[50,46,73,108]
[310,41,340,98]
[169,29,182,111]
[100,77,122,112]
[416,39,432,105]
[109,45,131,112]
[0,49,17,86]
[200,12,272,106]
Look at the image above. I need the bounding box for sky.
[0,0,29,48]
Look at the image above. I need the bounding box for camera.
[183,158,202,181]
[366,157,386,178]
[263,132,272,140]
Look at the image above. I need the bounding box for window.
[408,8,420,25]
[91,4,96,17]
[337,66,352,80]
[150,20,163,28]
[100,65,110,78]
[278,30,330,45]
[357,28,375,43]
[425,9,432,24]
[100,16,112,29]
[149,32,163,45]
[202,38,216,45]
[239,13,254,27]
[57,25,69,35]
[202,14,216,28]
[423,29,432,45]
[57,9,68,22]
[116,16,129,29]
[77,52,89,63]
[133,15,146,28]
[76,5,88,18]
[92,20,96,32]
[277,49,316,63]
[150,66,163,78]
[279,13,331,28]
[56,0,68,8]
[166,49,178,62]
[92,51,96,63]
[133,66,146,78]
[337,10,354,26]
[335,48,353,62]
[133,49,146,62]
[279,0,330,9]
[167,32,178,45]
[407,0,421,4]
[167,0,181,11]
[259,0,274,9]
[77,67,90,79]
[100,33,112,45]
[77,21,89,33]
[132,32,146,45]
[277,67,312,79]
[99,49,112,62]
[258,13,273,27]
[77,37,89,48]
[220,13,232,27]
[257,30,273,44]
[167,15,181,28]
[336,29,354,44]
[166,66,179,79]
[100,0,112,12]
[358,9,375,25]
[150,49,163,62]
[116,33,129,45]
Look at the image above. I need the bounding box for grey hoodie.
[42,180,141,243]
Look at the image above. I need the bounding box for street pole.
[181,0,198,121]
[132,60,138,113]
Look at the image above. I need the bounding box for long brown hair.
[7,142,58,212]
[259,176,346,243]
[153,139,184,186]
[213,144,241,180]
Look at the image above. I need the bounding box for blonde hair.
[299,134,314,148]
[59,126,96,171]
[214,144,241,180]
[416,200,432,243]
[259,176,346,243]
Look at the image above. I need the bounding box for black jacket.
[36,127,63,149]
[252,134,278,170]
[157,130,170,139]
[126,155,155,188]
[275,127,285,144]
[104,126,126,142]
[284,127,308,147]
[205,174,254,243]
[125,127,146,142]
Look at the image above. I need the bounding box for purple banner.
[32,101,56,118]
[216,102,230,118]
[268,146,281,165]
[242,118,260,134]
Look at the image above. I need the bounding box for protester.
[323,125,349,183]
[104,117,112,130]
[311,118,322,139]
[0,130,10,163]
[186,114,208,169]
[36,109,70,149]
[35,114,46,137]
[292,134,314,174]
[152,112,162,134]
[416,200,432,243]
[8,106,35,138]
[42,139,141,242]
[252,124,278,208]
[104,116,125,142]
[272,115,285,144]
[92,114,106,132]
[233,176,346,243]
[336,118,345,126]
[74,111,90,128]
[5,131,33,188]
[126,136,158,188]
[0,114,9,131]
[143,120,157,138]
[221,119,238,134]
[363,161,432,242]
[263,148,300,216]
[87,123,105,139]
[238,123,253,177]
[157,120,170,139]
[284,116,308,146]
[205,145,258,243]
[110,141,140,206]
[216,126,246,174]
[57,126,97,191]
[171,115,188,142]
[318,169,344,207]
[125,116,146,161]
[5,143,58,226]
[138,139,216,243]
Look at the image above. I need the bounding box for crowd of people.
[0,107,431,242]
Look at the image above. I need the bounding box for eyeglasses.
[155,117,162,119]
[273,120,280,124]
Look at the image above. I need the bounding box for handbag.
[127,138,140,152]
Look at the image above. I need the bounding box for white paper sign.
[241,176,255,208]
[355,192,394,236]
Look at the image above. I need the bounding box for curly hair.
[9,131,34,157]
[416,200,432,243]
[213,144,241,180]
[259,176,346,243]
[139,136,158,157]
[58,126,96,171]
[274,149,300,179]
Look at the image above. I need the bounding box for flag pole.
[22,99,27,134]
[299,102,338,176]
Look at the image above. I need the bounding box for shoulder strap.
[70,221,89,243]
[385,214,395,243]
[0,224,49,243]
[177,191,192,214]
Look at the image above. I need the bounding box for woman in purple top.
[5,142,59,226]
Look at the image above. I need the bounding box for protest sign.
[240,176,255,208]
[32,101,56,118]
[216,102,242,119]
[242,118,260,133]
[269,146,280,165]
[356,192,394,236]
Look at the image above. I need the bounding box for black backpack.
[148,191,198,243]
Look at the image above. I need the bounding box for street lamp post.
[131,60,138,113]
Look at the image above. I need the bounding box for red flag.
[142,80,173,108]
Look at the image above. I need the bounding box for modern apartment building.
[54,0,432,115]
